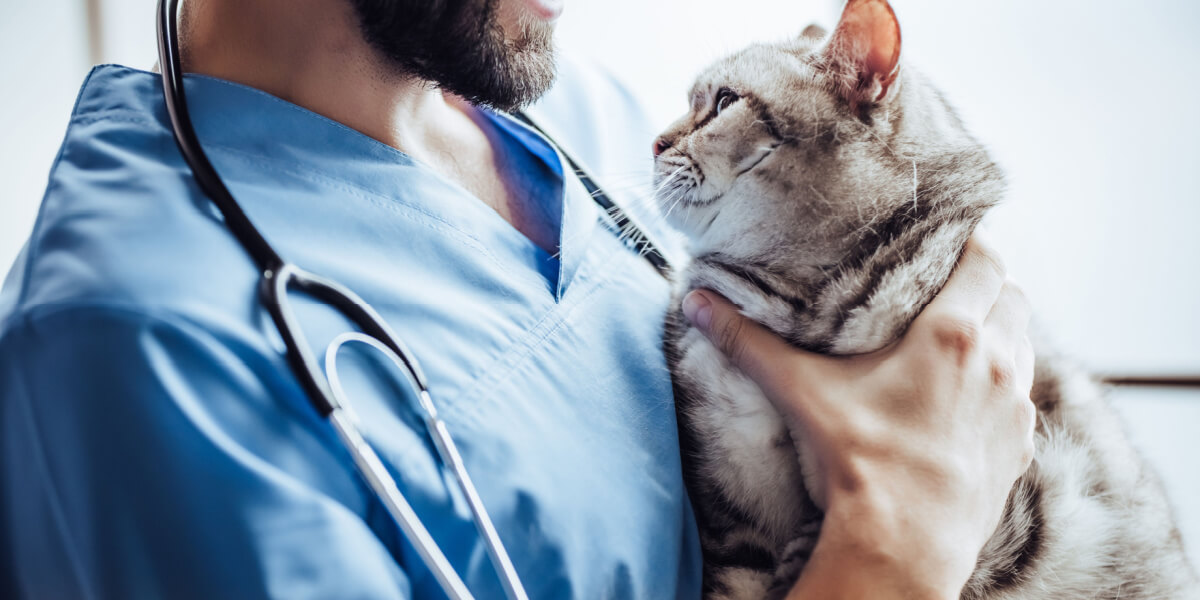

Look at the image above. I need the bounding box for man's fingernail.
[682,291,713,331]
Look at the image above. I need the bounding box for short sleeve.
[0,305,412,599]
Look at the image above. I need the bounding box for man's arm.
[1,305,412,599]
[683,234,1035,599]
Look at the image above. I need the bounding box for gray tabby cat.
[654,0,1198,598]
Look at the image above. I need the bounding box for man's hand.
[681,234,1036,599]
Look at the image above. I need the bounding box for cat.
[654,1,1199,598]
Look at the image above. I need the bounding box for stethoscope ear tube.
[155,1,529,598]
[156,0,283,274]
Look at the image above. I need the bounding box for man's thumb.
[682,290,797,388]
[682,290,840,429]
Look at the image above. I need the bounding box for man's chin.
[486,18,558,110]
[351,0,558,112]
[444,41,558,112]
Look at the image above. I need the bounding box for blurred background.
[1,0,1197,571]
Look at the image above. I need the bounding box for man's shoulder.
[0,65,253,329]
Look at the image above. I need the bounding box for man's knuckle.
[1020,397,1038,431]
[976,245,1007,279]
[930,314,982,357]
[721,319,748,364]
[1021,437,1037,468]
[1002,282,1032,315]
[938,456,972,489]
[990,358,1017,389]
[1007,394,1037,438]
[1007,281,1029,305]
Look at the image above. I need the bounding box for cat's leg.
[766,520,822,600]
[690,481,793,600]
[704,565,775,600]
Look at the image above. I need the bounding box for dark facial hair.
[349,0,557,111]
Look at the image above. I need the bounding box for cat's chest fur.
[670,316,801,542]
[665,232,971,541]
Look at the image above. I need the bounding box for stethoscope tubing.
[154,0,670,597]
[157,1,529,597]
[326,333,528,600]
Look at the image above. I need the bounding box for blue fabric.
[0,60,699,599]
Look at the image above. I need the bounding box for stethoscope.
[154,1,670,598]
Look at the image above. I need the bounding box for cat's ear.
[818,0,902,107]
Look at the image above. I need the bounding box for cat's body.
[655,2,1197,598]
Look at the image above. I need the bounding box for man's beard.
[349,0,557,111]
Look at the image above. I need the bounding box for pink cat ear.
[820,0,902,106]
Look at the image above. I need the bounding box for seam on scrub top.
[14,67,103,314]
[3,303,379,538]
[438,244,625,427]
[198,143,479,239]
[67,113,158,130]
[56,108,547,291]
[3,316,95,599]
[439,232,669,432]
[4,301,473,585]
[185,71,428,167]
[93,65,427,168]
[1,301,354,464]
[416,190,654,420]
[196,142,551,290]
[57,107,574,295]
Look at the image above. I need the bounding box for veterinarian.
[0,0,1036,598]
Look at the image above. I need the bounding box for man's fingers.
[682,291,824,400]
[984,280,1033,345]
[1015,334,1035,397]
[922,233,1008,325]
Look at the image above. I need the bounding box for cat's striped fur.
[655,2,1198,598]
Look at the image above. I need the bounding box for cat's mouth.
[653,160,713,211]
[653,144,782,215]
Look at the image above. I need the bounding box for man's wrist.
[786,492,971,600]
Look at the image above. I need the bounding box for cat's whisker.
[911,160,919,209]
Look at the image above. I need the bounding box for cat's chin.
[659,206,724,244]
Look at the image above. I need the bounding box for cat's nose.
[652,137,671,157]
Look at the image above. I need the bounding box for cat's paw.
[767,522,822,597]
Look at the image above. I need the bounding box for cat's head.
[653,0,1004,352]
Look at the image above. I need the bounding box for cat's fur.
[654,2,1198,598]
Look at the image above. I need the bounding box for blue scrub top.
[0,59,701,599]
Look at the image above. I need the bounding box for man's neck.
[178,0,561,253]
[181,0,480,173]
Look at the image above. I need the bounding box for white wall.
[0,0,93,274]
[1,0,1198,571]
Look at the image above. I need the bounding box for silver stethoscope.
[154,1,670,598]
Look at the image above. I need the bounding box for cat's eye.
[715,88,740,115]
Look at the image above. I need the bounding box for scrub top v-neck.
[0,58,701,600]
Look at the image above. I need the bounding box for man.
[0,0,1035,598]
